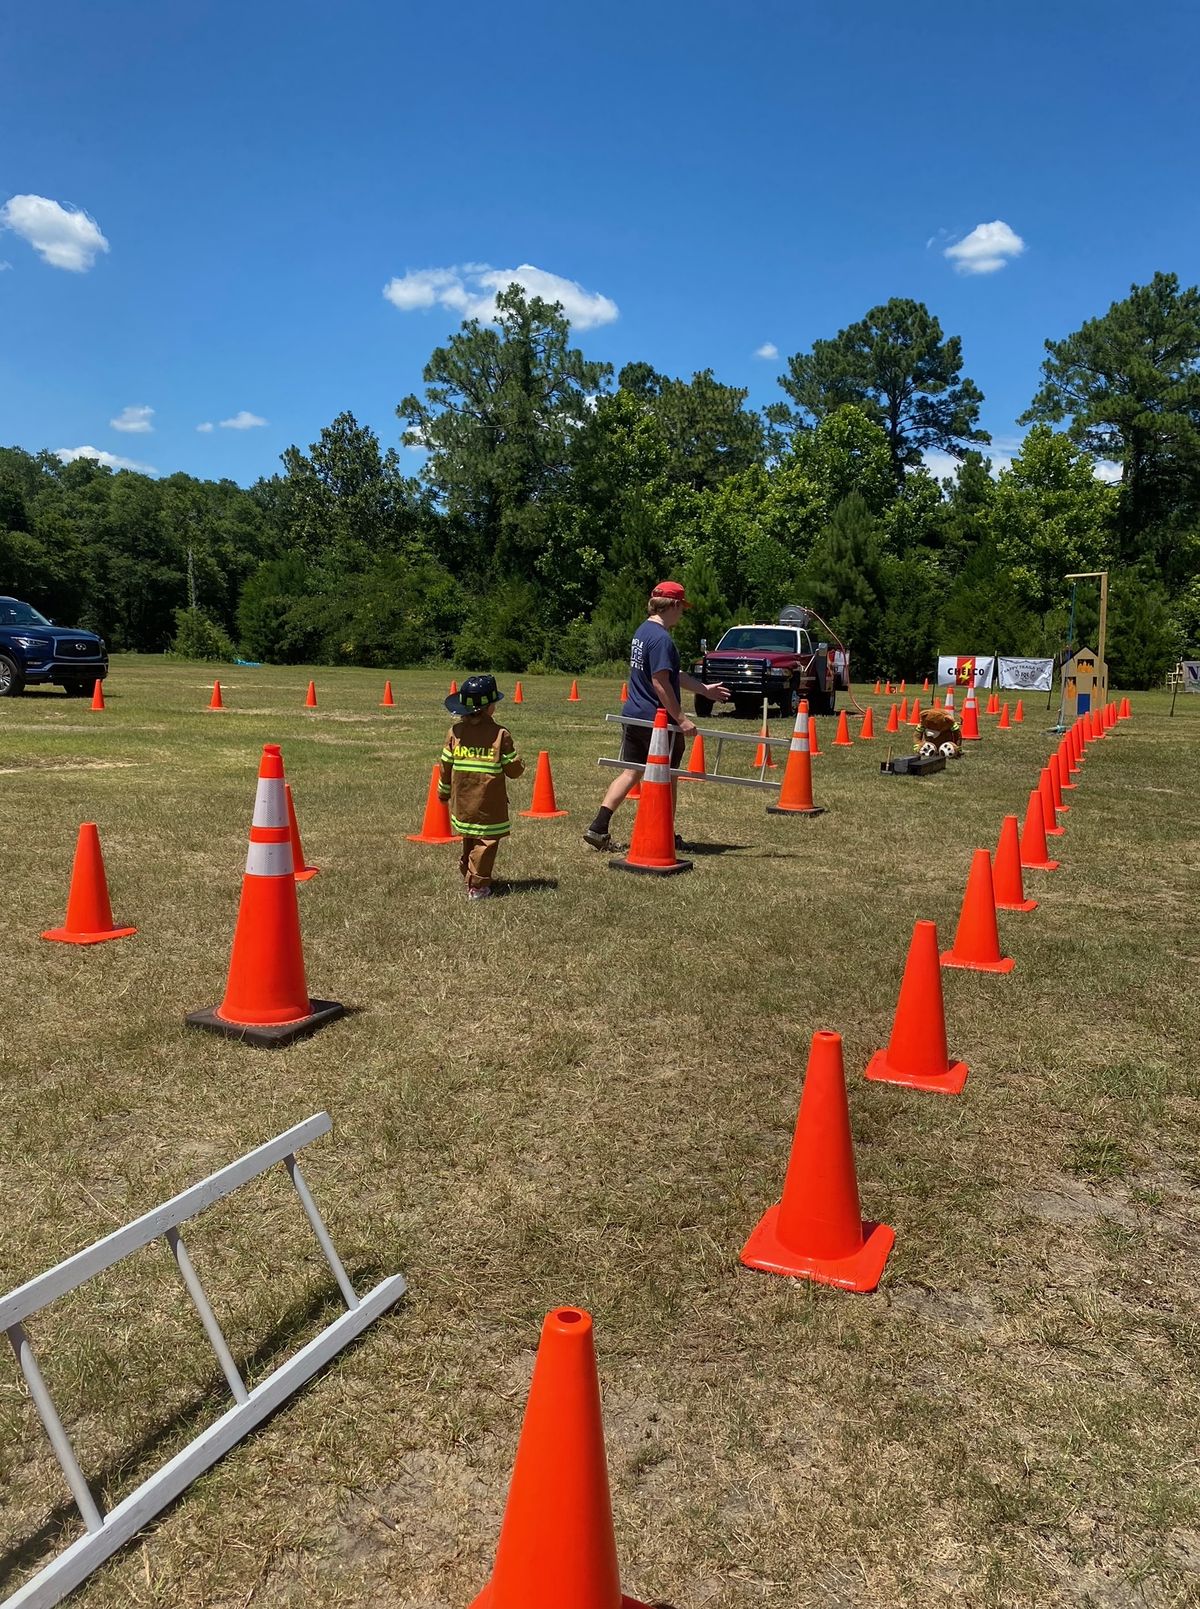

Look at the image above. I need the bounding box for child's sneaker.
[467,885,493,900]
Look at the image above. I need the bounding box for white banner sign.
[937,654,995,688]
[1184,660,1200,693]
[997,657,1054,693]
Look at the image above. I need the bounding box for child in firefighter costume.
[438,675,525,899]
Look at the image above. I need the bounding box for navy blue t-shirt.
[626,619,680,720]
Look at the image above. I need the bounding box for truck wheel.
[0,654,25,697]
[732,698,759,720]
[694,696,714,718]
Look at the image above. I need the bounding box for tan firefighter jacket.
[438,712,524,837]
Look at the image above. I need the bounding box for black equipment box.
[880,753,946,777]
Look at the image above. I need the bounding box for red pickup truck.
[692,608,848,719]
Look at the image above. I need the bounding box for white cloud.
[196,421,214,433]
[219,410,268,429]
[944,220,1025,275]
[110,404,154,434]
[754,342,779,360]
[383,262,618,329]
[56,444,156,474]
[0,260,10,272]
[922,447,1015,482]
[0,194,109,272]
[1093,459,1123,483]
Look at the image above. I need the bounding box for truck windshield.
[715,628,798,652]
[0,600,51,628]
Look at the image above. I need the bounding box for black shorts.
[620,719,686,771]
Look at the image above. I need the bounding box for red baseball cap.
[650,579,692,609]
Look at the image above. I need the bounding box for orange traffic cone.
[1119,696,1131,720]
[932,692,942,710]
[997,702,1011,730]
[1050,748,1070,809]
[741,1030,894,1290]
[768,700,824,818]
[449,679,458,696]
[1038,766,1064,837]
[620,680,628,702]
[520,751,568,819]
[986,692,999,716]
[208,680,224,710]
[568,679,580,702]
[860,706,875,739]
[865,921,968,1094]
[610,710,691,875]
[923,676,930,692]
[90,679,105,711]
[380,680,394,707]
[42,823,136,945]
[628,777,641,801]
[406,764,461,845]
[899,679,906,693]
[833,710,853,747]
[898,696,908,722]
[885,680,893,695]
[754,716,777,769]
[993,813,1036,911]
[687,733,707,774]
[808,715,822,756]
[960,684,980,741]
[944,689,955,715]
[470,1307,648,1609]
[286,783,318,881]
[1014,699,1024,724]
[941,849,1014,973]
[874,679,881,695]
[908,699,921,726]
[885,702,899,734]
[1020,788,1060,872]
[186,745,344,1045]
[513,681,524,704]
[305,680,317,709]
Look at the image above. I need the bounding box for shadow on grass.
[492,878,559,897]
[0,1263,399,1595]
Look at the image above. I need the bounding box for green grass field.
[1,657,1197,1608]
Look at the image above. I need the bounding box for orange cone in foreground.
[286,783,318,881]
[305,680,317,709]
[520,751,568,818]
[568,679,580,702]
[513,681,524,704]
[768,700,824,818]
[187,745,343,1045]
[865,921,968,1095]
[741,1030,894,1291]
[860,705,875,739]
[380,680,394,707]
[406,765,461,845]
[610,710,691,875]
[42,823,136,945]
[686,733,707,774]
[1014,698,1024,724]
[993,813,1036,912]
[470,1307,648,1609]
[997,702,1010,729]
[90,679,105,711]
[833,709,853,747]
[941,849,1014,974]
[1020,789,1060,872]
[208,680,224,710]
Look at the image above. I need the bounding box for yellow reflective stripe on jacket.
[452,758,504,774]
[451,815,510,837]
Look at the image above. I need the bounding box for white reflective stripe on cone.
[245,839,295,877]
[252,777,289,830]
[790,711,809,750]
[645,724,671,771]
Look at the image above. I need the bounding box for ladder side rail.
[164,1229,248,1404]
[5,1324,104,1535]
[282,1156,359,1311]
[602,713,768,745]
[0,1114,332,1334]
[596,759,779,792]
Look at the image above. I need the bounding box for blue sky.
[1,0,1197,485]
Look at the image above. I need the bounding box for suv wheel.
[0,654,25,697]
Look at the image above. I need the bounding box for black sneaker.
[583,825,611,851]
[674,833,685,850]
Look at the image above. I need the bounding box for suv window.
[715,627,806,653]
[0,600,50,628]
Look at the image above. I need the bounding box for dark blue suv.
[0,597,108,697]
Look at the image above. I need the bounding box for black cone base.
[185,998,346,1047]
[608,857,693,876]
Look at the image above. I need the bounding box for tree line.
[2,273,1197,687]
